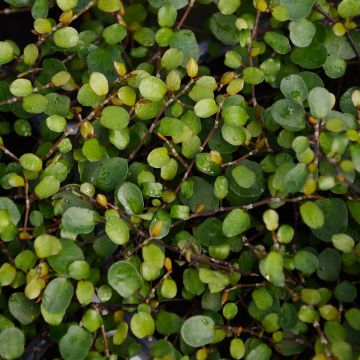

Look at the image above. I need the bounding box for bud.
[60,10,73,24]
[263,209,279,231]
[186,57,198,78]
[96,194,108,207]
[332,22,346,36]
[235,18,248,30]
[351,89,360,108]
[256,0,267,12]
[220,71,235,85]
[166,70,181,92]
[80,121,94,138]
[209,150,222,164]
[114,61,127,77]
[196,348,208,360]
[164,257,172,271]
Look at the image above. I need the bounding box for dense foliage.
[0,0,360,359]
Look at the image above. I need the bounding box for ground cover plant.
[0,0,360,359]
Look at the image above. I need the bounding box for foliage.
[0,0,360,359]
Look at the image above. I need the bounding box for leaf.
[82,138,106,162]
[271,99,305,131]
[345,308,360,330]
[222,209,250,237]
[264,32,292,54]
[53,26,79,48]
[59,325,92,360]
[156,311,183,335]
[300,201,325,229]
[293,250,319,276]
[289,19,316,48]
[169,29,200,64]
[181,316,215,347]
[291,40,327,69]
[246,343,272,360]
[108,261,143,298]
[8,293,40,325]
[0,197,21,224]
[105,216,129,245]
[89,72,108,96]
[42,278,74,314]
[100,106,129,130]
[308,87,332,119]
[317,248,341,281]
[194,218,226,246]
[149,210,172,239]
[95,157,128,192]
[260,251,285,287]
[338,0,360,18]
[62,207,98,234]
[139,76,168,102]
[149,0,188,9]
[179,176,219,212]
[283,163,308,193]
[0,328,25,360]
[194,98,218,118]
[280,74,308,103]
[279,0,315,20]
[34,175,60,199]
[243,67,265,85]
[209,12,238,46]
[232,165,256,189]
[117,182,144,215]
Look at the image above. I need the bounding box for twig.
[176,0,195,30]
[0,7,31,15]
[0,145,19,161]
[221,149,259,167]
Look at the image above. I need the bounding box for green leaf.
[194,98,218,118]
[105,216,129,245]
[243,67,265,85]
[300,201,325,229]
[35,175,60,199]
[181,316,215,347]
[147,147,170,168]
[271,99,305,131]
[8,293,40,325]
[279,0,315,20]
[117,182,144,215]
[0,41,14,65]
[283,163,308,193]
[149,210,172,239]
[209,12,238,46]
[289,19,316,48]
[338,0,360,18]
[246,343,272,360]
[53,27,79,48]
[280,74,308,103]
[19,153,42,172]
[345,308,360,330]
[194,217,226,246]
[42,278,74,313]
[100,106,129,130]
[130,312,155,339]
[294,250,319,275]
[0,328,25,360]
[108,261,143,298]
[232,165,257,189]
[82,138,106,162]
[260,251,285,286]
[170,29,200,65]
[34,234,62,258]
[95,157,128,192]
[59,325,92,360]
[308,87,332,118]
[149,0,188,9]
[317,248,341,281]
[0,198,21,224]
[62,207,98,234]
[89,72,108,96]
[139,76,167,102]
[264,32,292,54]
[291,40,327,69]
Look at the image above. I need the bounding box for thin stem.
[146,269,173,303]
[157,132,189,169]
[0,145,19,161]
[0,7,31,15]
[221,149,259,167]
[23,177,30,229]
[176,0,195,30]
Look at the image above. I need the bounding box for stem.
[176,0,195,30]
[0,7,31,15]
[0,145,19,161]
